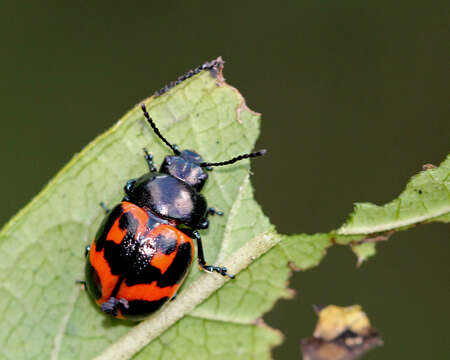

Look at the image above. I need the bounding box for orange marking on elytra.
[107,202,150,244]
[150,249,177,274]
[89,243,119,303]
[117,281,179,302]
[148,225,194,273]
[107,221,127,244]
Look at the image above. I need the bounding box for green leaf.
[1,58,448,360]
[337,156,450,235]
[351,242,377,265]
[0,60,284,360]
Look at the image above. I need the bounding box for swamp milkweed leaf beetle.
[83,102,266,320]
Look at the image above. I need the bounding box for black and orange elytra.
[84,101,266,320]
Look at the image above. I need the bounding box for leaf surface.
[0,59,448,360]
[338,156,450,235]
[0,60,285,360]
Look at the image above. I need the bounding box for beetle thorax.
[126,173,208,228]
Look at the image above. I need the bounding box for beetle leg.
[99,201,110,214]
[192,230,235,279]
[143,148,157,172]
[198,208,224,229]
[208,207,224,216]
[197,219,209,230]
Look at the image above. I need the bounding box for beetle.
[83,103,266,320]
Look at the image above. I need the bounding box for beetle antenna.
[141,103,180,155]
[200,149,267,168]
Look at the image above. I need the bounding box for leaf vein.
[217,174,250,263]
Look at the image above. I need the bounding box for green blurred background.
[1,1,448,359]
